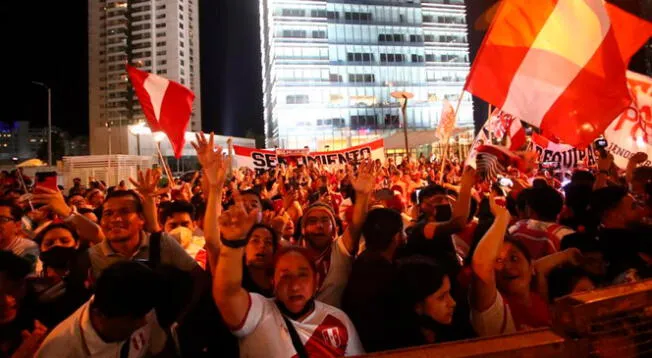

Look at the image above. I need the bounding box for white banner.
[233,139,386,170]
[604,71,652,168]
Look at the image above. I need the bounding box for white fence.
[62,155,153,189]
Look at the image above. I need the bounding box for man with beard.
[297,160,376,308]
[213,204,364,357]
[591,186,652,282]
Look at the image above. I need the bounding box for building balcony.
[425,61,470,68]
[423,41,468,49]
[328,60,427,67]
[327,0,420,7]
[327,19,421,27]
[272,15,328,25]
[272,80,449,88]
[422,22,468,31]
[329,40,425,47]
[273,37,328,44]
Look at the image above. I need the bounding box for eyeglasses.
[0,216,15,224]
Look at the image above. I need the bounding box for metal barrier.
[361,279,652,357]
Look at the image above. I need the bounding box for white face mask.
[169,226,193,249]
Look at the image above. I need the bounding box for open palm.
[350,159,376,194]
[218,204,258,241]
[192,132,232,188]
[129,169,168,197]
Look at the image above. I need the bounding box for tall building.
[88,0,201,155]
[259,0,473,150]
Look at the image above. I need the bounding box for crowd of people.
[1,132,651,357]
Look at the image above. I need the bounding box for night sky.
[1,1,647,140]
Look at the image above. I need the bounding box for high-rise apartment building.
[88,0,201,155]
[260,0,473,150]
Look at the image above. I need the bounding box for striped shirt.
[508,219,574,259]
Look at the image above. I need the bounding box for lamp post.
[31,81,52,166]
[391,91,414,157]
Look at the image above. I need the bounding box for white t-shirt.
[315,237,353,308]
[470,292,516,337]
[36,299,166,358]
[234,293,364,357]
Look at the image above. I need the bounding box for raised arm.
[191,132,232,269]
[129,169,166,233]
[471,194,511,312]
[342,160,376,255]
[213,204,258,328]
[535,248,583,303]
[32,188,104,244]
[626,152,648,186]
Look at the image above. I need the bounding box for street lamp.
[31,81,52,166]
[391,91,414,157]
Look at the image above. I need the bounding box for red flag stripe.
[465,0,558,107]
[126,65,162,132]
[159,80,195,158]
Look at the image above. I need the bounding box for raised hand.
[31,187,71,217]
[218,204,259,241]
[12,320,48,358]
[630,152,648,165]
[129,169,167,197]
[488,192,509,219]
[192,132,232,188]
[460,165,477,188]
[350,159,377,195]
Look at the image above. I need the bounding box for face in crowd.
[0,206,19,250]
[245,226,275,270]
[272,249,318,315]
[164,212,195,233]
[494,239,533,297]
[101,195,145,243]
[302,208,335,252]
[416,275,457,325]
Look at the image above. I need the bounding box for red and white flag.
[604,71,652,168]
[126,65,195,158]
[465,0,652,148]
[436,99,456,141]
[487,108,526,151]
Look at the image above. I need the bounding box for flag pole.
[156,142,175,183]
[15,169,35,211]
[438,89,466,183]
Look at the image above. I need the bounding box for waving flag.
[488,108,526,151]
[465,0,652,148]
[436,99,457,141]
[126,65,195,158]
[604,71,652,168]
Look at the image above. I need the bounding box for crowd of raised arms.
[1,132,651,357]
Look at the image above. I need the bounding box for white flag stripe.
[502,0,611,127]
[143,73,170,122]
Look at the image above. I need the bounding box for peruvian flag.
[465,0,652,148]
[126,65,195,158]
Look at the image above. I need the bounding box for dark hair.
[547,265,595,302]
[102,190,144,214]
[418,184,447,203]
[362,208,403,252]
[560,232,602,253]
[532,178,548,189]
[240,190,262,203]
[526,185,564,222]
[272,246,318,275]
[0,200,23,221]
[161,200,195,223]
[0,250,31,281]
[246,224,279,253]
[78,207,96,216]
[571,170,595,185]
[396,255,449,305]
[590,186,628,220]
[33,223,79,246]
[91,261,158,318]
[504,236,532,263]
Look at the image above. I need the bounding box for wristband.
[220,238,249,248]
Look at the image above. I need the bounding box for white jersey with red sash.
[508,219,574,259]
[233,293,364,357]
[307,236,353,308]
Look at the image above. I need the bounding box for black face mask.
[434,204,453,222]
[40,247,77,269]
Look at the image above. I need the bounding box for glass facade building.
[260,0,473,150]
